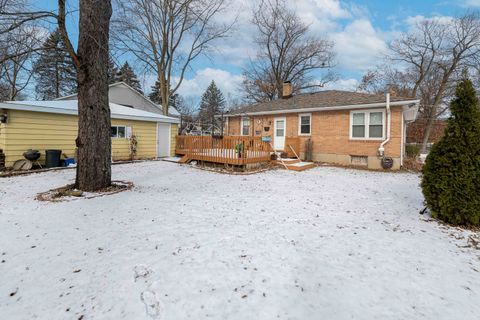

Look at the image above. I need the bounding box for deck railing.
[176,135,272,165]
[285,137,300,158]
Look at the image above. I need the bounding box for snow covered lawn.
[1,162,479,320]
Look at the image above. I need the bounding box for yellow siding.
[0,121,6,154]
[111,119,157,161]
[3,109,161,167]
[4,110,77,167]
[170,123,178,156]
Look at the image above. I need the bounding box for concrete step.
[285,161,316,171]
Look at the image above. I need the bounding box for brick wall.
[226,106,404,168]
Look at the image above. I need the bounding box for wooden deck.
[176,136,272,166]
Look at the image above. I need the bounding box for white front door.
[157,123,171,157]
[274,117,286,150]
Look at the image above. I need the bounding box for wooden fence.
[176,135,272,165]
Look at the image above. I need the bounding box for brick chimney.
[386,83,397,97]
[389,87,397,97]
[282,81,293,99]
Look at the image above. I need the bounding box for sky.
[34,0,480,103]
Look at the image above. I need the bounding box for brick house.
[222,83,420,170]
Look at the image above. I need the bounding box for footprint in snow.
[135,265,163,318]
[141,290,163,319]
[134,264,153,282]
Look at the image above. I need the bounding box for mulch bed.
[35,180,134,202]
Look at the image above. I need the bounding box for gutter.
[222,99,420,117]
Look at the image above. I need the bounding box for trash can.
[0,149,5,170]
[45,150,62,168]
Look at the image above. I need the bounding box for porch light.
[0,114,7,124]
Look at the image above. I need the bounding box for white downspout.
[378,92,391,156]
[400,113,405,167]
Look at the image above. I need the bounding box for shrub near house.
[422,78,480,226]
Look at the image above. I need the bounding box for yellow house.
[0,100,179,168]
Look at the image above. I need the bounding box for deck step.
[161,156,182,163]
[285,161,316,171]
[275,158,300,165]
[178,155,191,164]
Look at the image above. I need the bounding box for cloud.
[460,0,480,7]
[175,68,243,99]
[323,78,360,91]
[142,68,243,102]
[292,0,352,33]
[209,0,361,67]
[331,19,388,72]
[405,15,454,28]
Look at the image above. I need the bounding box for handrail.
[270,142,288,169]
[289,144,300,160]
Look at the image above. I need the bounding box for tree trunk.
[420,117,435,154]
[159,74,169,116]
[420,99,439,154]
[75,0,112,191]
[55,60,59,98]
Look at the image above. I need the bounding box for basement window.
[350,110,385,140]
[351,155,368,166]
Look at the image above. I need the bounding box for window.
[352,113,365,138]
[369,112,383,138]
[350,155,368,166]
[350,110,385,139]
[111,126,127,138]
[276,119,285,137]
[241,117,250,136]
[298,113,311,135]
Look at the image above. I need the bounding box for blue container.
[261,136,272,142]
[63,158,76,167]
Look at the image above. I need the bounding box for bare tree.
[359,12,480,153]
[241,60,277,102]
[0,1,49,100]
[242,0,335,103]
[112,0,234,116]
[0,0,55,64]
[0,25,40,100]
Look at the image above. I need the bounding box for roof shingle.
[226,90,415,116]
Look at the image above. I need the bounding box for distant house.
[0,99,179,168]
[222,82,420,170]
[57,82,181,118]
